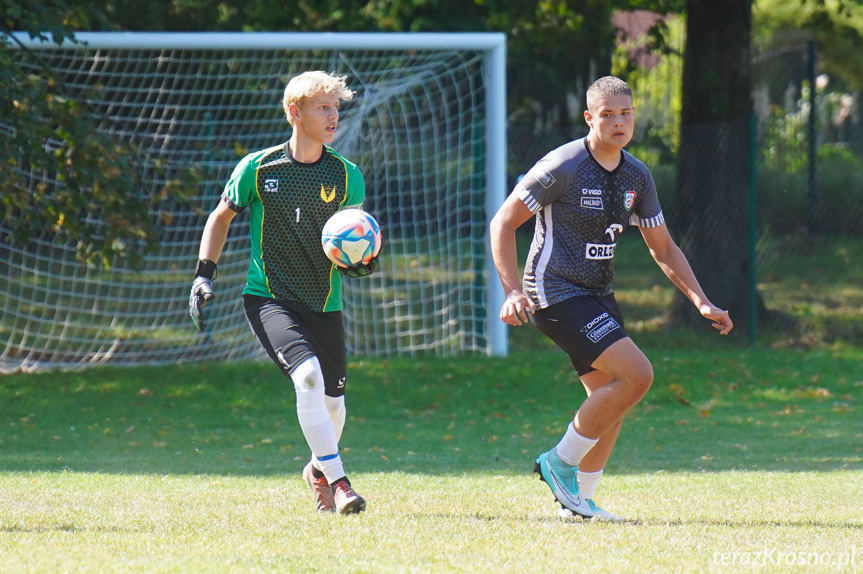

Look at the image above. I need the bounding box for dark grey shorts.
[530,294,629,376]
[243,294,347,397]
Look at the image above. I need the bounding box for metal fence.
[749,34,862,344]
[506,30,863,346]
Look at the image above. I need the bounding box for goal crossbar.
[14,31,505,52]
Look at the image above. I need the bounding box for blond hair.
[586,76,633,112]
[282,71,355,126]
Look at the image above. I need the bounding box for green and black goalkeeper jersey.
[221,142,365,311]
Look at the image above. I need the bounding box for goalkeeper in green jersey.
[189,71,378,515]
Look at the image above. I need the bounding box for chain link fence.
[506,29,863,346]
[750,33,862,344]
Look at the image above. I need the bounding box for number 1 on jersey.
[295,207,301,223]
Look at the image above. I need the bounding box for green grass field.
[1,345,861,572]
[2,233,861,572]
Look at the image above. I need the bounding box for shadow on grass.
[408,513,863,531]
[650,519,863,530]
[0,350,860,477]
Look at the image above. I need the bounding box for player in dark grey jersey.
[490,76,733,521]
[189,71,377,515]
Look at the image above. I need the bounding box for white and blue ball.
[321,209,382,268]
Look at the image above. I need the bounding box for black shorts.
[243,294,347,397]
[530,294,629,376]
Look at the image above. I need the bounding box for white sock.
[556,422,599,466]
[292,358,345,483]
[577,469,604,500]
[311,395,347,477]
[325,395,346,441]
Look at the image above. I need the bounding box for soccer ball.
[321,209,382,268]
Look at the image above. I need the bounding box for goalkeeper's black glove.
[339,238,382,279]
[189,259,217,332]
[339,257,379,278]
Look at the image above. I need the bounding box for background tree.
[668,0,761,333]
[3,1,685,267]
[61,0,680,181]
[1,0,196,269]
[14,0,857,325]
[754,0,863,89]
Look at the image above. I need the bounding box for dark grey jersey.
[518,137,664,308]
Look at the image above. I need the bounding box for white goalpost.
[1,32,507,372]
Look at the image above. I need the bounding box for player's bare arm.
[198,199,238,263]
[640,223,733,335]
[189,199,238,331]
[489,192,536,326]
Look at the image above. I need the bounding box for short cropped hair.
[282,71,355,126]
[586,76,633,112]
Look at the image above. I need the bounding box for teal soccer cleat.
[559,499,625,522]
[534,448,594,518]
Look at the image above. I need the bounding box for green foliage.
[761,95,810,173]
[754,0,863,89]
[813,145,863,234]
[613,15,685,164]
[1,0,98,40]
[757,143,863,236]
[1,1,691,272]
[755,163,809,232]
[502,1,619,126]
[1,3,200,269]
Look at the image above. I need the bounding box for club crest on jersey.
[624,191,636,211]
[320,184,337,203]
[264,179,279,192]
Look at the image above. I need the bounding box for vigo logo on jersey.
[586,243,616,259]
[581,188,604,209]
[320,184,337,203]
[264,178,279,192]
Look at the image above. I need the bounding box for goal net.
[1,32,507,373]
